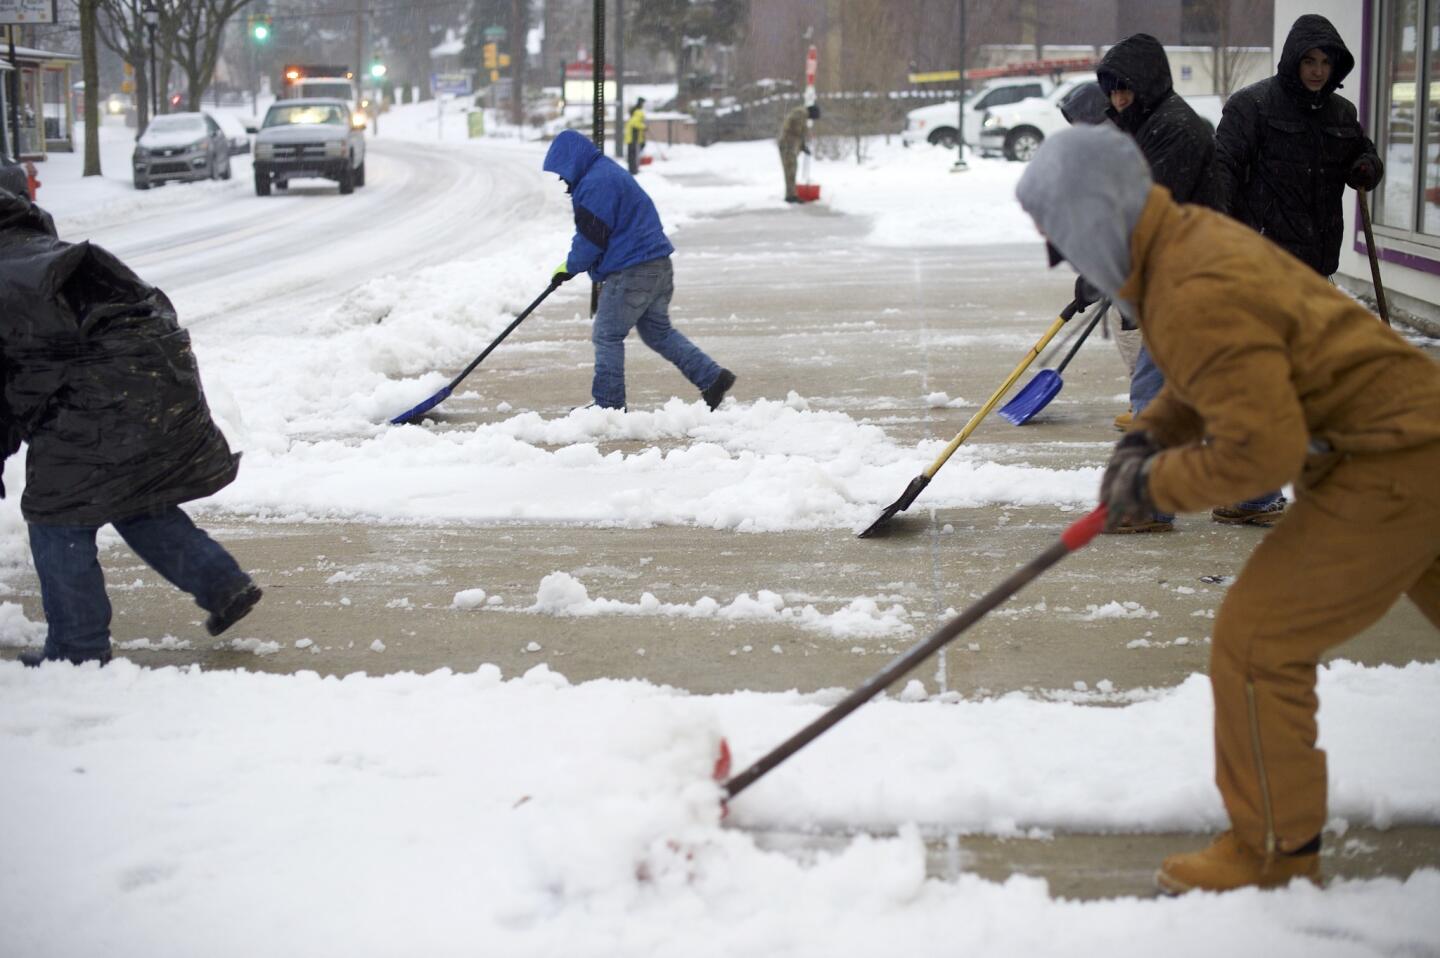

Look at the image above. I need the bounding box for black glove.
[1099,430,1161,530]
[551,262,576,285]
[1073,275,1102,309]
[1347,156,1380,191]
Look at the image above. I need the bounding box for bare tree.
[162,0,253,111]
[825,0,904,163]
[79,0,103,174]
[629,0,747,109]
[1190,0,1272,98]
[97,1,151,130]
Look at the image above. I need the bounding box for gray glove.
[1099,430,1160,530]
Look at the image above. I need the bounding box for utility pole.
[354,0,365,106]
[510,0,523,127]
[952,0,968,172]
[5,24,20,158]
[614,0,624,159]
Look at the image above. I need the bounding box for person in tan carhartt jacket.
[1018,124,1440,895]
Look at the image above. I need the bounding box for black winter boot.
[702,370,737,411]
[19,647,112,667]
[206,582,264,637]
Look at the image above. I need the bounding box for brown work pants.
[1211,441,1440,855]
[780,146,798,199]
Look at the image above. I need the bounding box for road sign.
[0,0,57,25]
[431,73,472,96]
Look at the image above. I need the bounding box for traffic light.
[250,14,271,42]
[483,42,497,69]
[369,61,387,79]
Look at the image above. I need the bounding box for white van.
[902,76,1055,149]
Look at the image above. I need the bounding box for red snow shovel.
[998,299,1109,426]
[720,505,1109,805]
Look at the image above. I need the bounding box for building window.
[1374,0,1440,244]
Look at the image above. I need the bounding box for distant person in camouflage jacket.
[778,104,813,203]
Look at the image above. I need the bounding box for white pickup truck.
[901,76,1056,150]
[978,78,1224,161]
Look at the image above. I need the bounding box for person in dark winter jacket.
[1097,34,1218,210]
[1058,80,1112,128]
[1097,34,1283,531]
[1215,15,1383,277]
[542,130,735,411]
[0,189,261,667]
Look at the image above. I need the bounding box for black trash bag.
[0,188,239,526]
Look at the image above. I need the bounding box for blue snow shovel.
[998,298,1108,426]
[390,279,560,425]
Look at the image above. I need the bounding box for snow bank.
[525,571,914,638]
[1,657,1437,956]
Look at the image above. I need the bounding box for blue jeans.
[1131,344,1282,517]
[592,257,722,409]
[28,505,250,658]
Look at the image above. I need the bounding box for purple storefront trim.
[1355,0,1440,276]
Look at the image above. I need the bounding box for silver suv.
[253,98,366,196]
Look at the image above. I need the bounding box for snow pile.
[528,572,914,639]
[0,600,46,649]
[1,658,1437,956]
[1081,601,1161,621]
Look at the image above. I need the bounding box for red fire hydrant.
[23,161,40,200]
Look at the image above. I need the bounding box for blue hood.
[544,130,602,188]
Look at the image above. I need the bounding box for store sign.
[0,0,58,25]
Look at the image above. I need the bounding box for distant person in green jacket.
[779,104,814,203]
[625,98,647,175]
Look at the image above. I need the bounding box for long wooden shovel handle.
[1357,190,1391,327]
[921,301,1079,480]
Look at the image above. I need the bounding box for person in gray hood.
[1018,125,1149,319]
[1017,123,1440,895]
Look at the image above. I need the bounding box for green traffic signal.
[251,16,270,42]
[369,62,387,78]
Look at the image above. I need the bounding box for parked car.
[252,98,366,196]
[132,112,233,189]
[207,110,251,155]
[901,76,1055,150]
[979,79,1223,161]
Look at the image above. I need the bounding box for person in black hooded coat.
[1214,14,1383,277]
[1094,35,1284,531]
[1097,33,1219,210]
[0,188,261,666]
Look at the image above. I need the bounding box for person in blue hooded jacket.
[543,130,735,411]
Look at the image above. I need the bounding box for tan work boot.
[1156,832,1320,895]
[1103,515,1174,534]
[1113,408,1133,432]
[1211,496,1287,527]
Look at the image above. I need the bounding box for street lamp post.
[142,0,159,118]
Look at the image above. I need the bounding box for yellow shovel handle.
[921,303,1079,480]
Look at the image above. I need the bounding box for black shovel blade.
[858,473,932,538]
[390,385,453,425]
